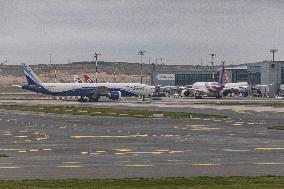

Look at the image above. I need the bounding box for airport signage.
[156,74,175,81]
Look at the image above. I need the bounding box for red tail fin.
[83,75,94,83]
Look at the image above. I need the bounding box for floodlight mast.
[270,49,278,62]
[209,53,216,81]
[93,52,102,83]
[138,50,146,84]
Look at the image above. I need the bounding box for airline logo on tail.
[22,63,42,86]
[83,75,94,83]
[74,75,83,83]
[219,64,229,85]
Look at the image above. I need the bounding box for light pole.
[209,53,216,81]
[138,50,146,84]
[49,53,57,82]
[270,49,278,62]
[93,52,101,83]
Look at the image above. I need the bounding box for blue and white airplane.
[21,63,153,102]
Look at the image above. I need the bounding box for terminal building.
[247,61,284,96]
[150,61,284,96]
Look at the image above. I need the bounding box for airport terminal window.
[235,70,248,82]
[281,67,284,84]
[175,72,217,86]
[248,66,261,85]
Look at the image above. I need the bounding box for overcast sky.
[1,0,284,65]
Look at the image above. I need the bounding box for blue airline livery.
[21,63,153,102]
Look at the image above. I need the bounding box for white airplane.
[190,64,246,98]
[21,63,153,102]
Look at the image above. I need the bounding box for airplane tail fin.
[74,75,83,83]
[22,63,43,86]
[219,64,229,85]
[83,74,94,83]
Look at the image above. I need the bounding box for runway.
[0,98,283,179]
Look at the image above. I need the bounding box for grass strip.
[268,125,284,130]
[195,102,284,107]
[0,105,227,119]
[0,177,284,189]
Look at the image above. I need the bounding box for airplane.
[190,65,249,98]
[83,75,94,83]
[74,75,83,83]
[20,63,153,102]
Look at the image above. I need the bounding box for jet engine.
[180,89,194,97]
[110,91,122,100]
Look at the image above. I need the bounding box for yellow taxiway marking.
[18,150,27,153]
[114,153,127,155]
[124,164,153,167]
[57,165,82,168]
[192,164,220,166]
[3,134,12,136]
[114,149,132,152]
[29,149,39,152]
[0,167,20,169]
[155,150,170,152]
[42,148,52,151]
[14,136,28,138]
[169,151,184,154]
[254,163,284,165]
[71,134,148,139]
[256,148,284,151]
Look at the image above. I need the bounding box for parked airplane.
[21,64,152,102]
[74,75,83,83]
[83,74,94,83]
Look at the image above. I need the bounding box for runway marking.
[256,148,284,151]
[155,150,170,152]
[224,149,250,152]
[81,152,89,155]
[96,151,106,153]
[3,133,12,136]
[0,167,20,169]
[233,124,243,126]
[29,149,39,152]
[42,148,52,151]
[18,150,27,153]
[14,136,28,138]
[71,134,148,139]
[124,164,153,167]
[254,163,284,165]
[192,164,221,166]
[57,165,82,168]
[169,151,184,154]
[115,149,132,152]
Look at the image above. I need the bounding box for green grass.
[0,105,227,119]
[268,125,284,130]
[0,177,284,189]
[196,101,284,107]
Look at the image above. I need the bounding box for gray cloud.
[1,0,284,65]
